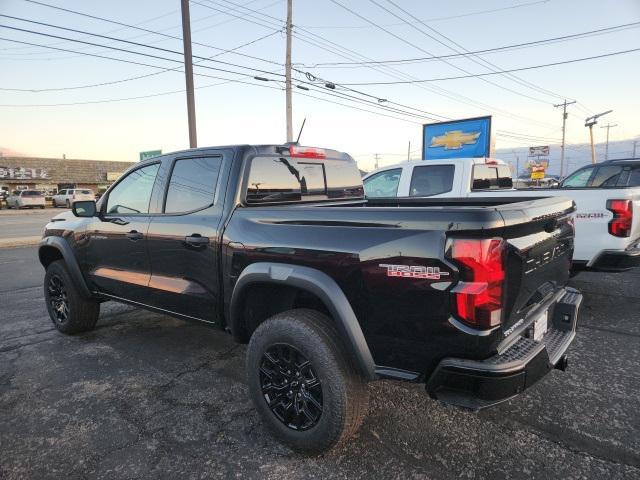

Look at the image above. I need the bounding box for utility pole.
[600,123,618,160]
[554,100,576,178]
[510,149,520,175]
[585,110,612,164]
[181,0,197,148]
[407,141,411,161]
[374,153,380,170]
[633,140,638,158]
[285,0,293,142]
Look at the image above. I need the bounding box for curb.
[0,236,42,248]
[0,208,63,216]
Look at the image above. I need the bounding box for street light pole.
[285,0,293,142]
[600,123,618,160]
[181,0,197,148]
[554,99,576,178]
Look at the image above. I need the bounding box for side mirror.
[72,200,97,218]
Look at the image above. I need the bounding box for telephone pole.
[374,153,380,170]
[181,0,197,148]
[554,99,576,178]
[633,140,638,158]
[585,110,612,164]
[285,0,293,142]
[600,123,618,160]
[407,141,411,161]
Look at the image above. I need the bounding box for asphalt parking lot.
[0,208,66,246]
[1,239,639,478]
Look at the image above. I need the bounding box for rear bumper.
[426,287,582,410]
[588,245,640,272]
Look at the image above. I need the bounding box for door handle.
[126,230,144,241]
[184,234,209,247]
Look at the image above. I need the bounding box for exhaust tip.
[555,355,569,372]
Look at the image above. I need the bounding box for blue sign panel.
[423,116,491,160]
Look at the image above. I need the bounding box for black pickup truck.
[39,144,582,453]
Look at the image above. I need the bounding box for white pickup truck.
[363,158,640,272]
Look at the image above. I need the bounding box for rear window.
[22,191,43,196]
[472,164,513,190]
[409,165,454,197]
[246,156,364,204]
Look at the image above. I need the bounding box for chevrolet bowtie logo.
[430,130,481,150]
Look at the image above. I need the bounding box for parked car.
[364,158,640,272]
[7,190,46,209]
[0,187,9,208]
[39,144,581,453]
[52,188,95,208]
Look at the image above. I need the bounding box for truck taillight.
[607,199,632,237]
[289,146,326,159]
[448,238,505,329]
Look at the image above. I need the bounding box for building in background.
[0,156,135,196]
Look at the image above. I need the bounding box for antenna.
[295,118,307,145]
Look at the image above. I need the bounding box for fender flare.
[39,236,93,299]
[230,262,376,380]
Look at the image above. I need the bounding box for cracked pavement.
[0,246,639,479]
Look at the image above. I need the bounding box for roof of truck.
[363,157,507,179]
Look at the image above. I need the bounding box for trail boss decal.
[379,264,450,280]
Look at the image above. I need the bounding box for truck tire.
[44,260,99,334]
[246,308,369,454]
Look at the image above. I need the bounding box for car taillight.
[607,199,632,237]
[447,238,505,329]
[289,145,326,159]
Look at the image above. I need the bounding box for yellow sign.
[429,130,481,150]
[531,171,545,180]
[106,172,122,181]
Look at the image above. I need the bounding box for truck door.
[83,162,160,303]
[145,153,227,323]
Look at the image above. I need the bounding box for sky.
[1,0,639,171]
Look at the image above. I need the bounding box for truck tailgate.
[496,197,575,335]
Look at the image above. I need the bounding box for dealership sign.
[0,166,50,180]
[529,145,550,157]
[423,116,492,160]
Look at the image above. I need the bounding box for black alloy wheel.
[259,343,323,431]
[47,274,69,324]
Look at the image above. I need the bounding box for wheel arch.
[39,236,93,299]
[229,262,376,380]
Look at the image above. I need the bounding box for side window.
[591,166,623,187]
[364,168,402,198]
[164,157,222,213]
[626,167,640,187]
[409,165,454,197]
[561,167,595,188]
[58,190,66,195]
[106,163,159,214]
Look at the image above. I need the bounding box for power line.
[339,47,640,85]
[18,0,282,66]
[0,16,285,78]
[299,0,551,28]
[302,21,640,68]
[377,0,584,103]
[0,24,438,121]
[330,0,553,104]
[6,0,572,142]
[0,30,281,92]
[197,0,559,129]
